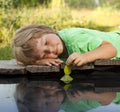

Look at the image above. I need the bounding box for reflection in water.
[0,84,16,99]
[0,79,120,112]
[13,79,120,112]
[61,83,119,112]
[0,84,18,112]
[14,80,66,112]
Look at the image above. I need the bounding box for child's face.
[36,34,64,59]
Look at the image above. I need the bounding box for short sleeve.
[112,92,120,104]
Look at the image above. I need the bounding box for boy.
[12,24,119,66]
[12,24,120,112]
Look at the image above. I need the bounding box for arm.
[35,58,63,66]
[68,91,116,105]
[66,41,117,66]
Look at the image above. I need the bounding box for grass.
[0,45,13,60]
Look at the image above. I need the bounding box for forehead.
[30,34,45,47]
[31,37,45,59]
[26,38,41,59]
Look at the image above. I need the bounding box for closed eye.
[45,38,48,45]
[43,54,46,58]
[45,41,47,45]
[43,53,49,58]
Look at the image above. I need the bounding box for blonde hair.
[14,80,66,112]
[12,24,56,65]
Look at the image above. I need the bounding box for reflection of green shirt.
[112,92,120,104]
[60,92,120,112]
[57,28,120,62]
[60,98,101,112]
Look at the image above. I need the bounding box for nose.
[43,46,57,58]
[45,46,53,53]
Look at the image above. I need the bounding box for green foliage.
[16,0,44,8]
[1,0,120,9]
[65,0,120,9]
[0,0,13,9]
[0,45,13,60]
[100,0,120,9]
[65,0,95,9]
[0,0,51,8]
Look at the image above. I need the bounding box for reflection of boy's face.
[35,86,65,112]
[15,81,66,112]
[46,93,65,112]
[36,34,64,59]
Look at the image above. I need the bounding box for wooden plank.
[95,59,120,65]
[0,65,25,74]
[1,59,120,74]
[68,82,120,92]
[26,65,60,73]
[95,87,120,92]
[60,63,94,70]
[0,59,25,74]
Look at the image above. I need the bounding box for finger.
[77,61,84,66]
[68,93,80,102]
[55,59,63,64]
[45,62,52,66]
[56,59,63,62]
[67,94,76,102]
[66,55,76,65]
[72,58,81,66]
[50,61,59,66]
[76,91,82,96]
[66,53,80,65]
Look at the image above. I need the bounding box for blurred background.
[1,1,120,112]
[0,0,120,60]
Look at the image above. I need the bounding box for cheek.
[49,37,58,45]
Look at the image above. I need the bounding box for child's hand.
[35,58,63,66]
[67,91,85,102]
[68,90,116,105]
[66,53,87,66]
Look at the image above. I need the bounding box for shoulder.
[58,27,87,32]
[57,28,85,36]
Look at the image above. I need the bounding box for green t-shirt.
[57,28,120,61]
